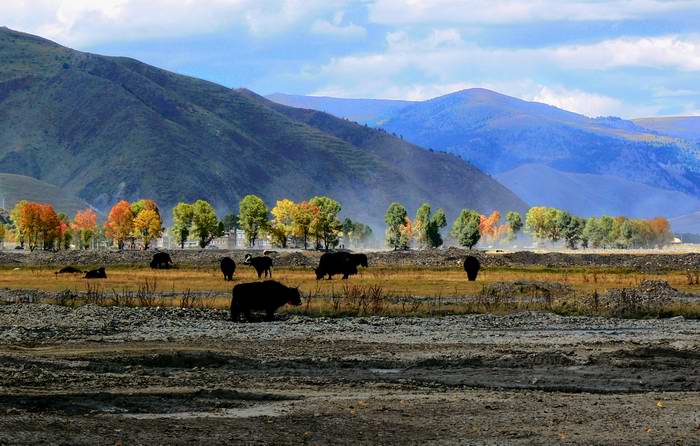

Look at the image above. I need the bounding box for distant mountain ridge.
[0,27,526,228]
[266,93,413,125]
[0,173,93,216]
[268,88,700,222]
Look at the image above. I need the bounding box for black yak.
[244,254,273,278]
[463,256,480,281]
[315,252,359,280]
[350,253,368,268]
[150,252,173,269]
[55,266,83,275]
[220,257,236,281]
[84,267,107,279]
[230,280,301,322]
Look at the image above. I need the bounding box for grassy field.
[2,265,700,319]
[3,265,700,295]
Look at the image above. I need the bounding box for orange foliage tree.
[72,208,98,249]
[104,200,134,250]
[13,202,62,251]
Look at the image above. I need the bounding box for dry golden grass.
[3,265,700,297]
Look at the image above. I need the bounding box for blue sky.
[4,0,700,117]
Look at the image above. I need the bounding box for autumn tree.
[171,203,194,249]
[72,208,98,249]
[270,199,296,248]
[10,201,28,248]
[385,202,411,250]
[191,199,222,249]
[309,196,342,250]
[239,195,269,247]
[105,200,134,250]
[133,209,162,249]
[292,201,318,250]
[451,209,481,249]
[13,202,62,251]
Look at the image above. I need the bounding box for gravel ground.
[1,303,699,445]
[4,247,700,271]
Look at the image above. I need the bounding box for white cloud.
[0,0,348,46]
[310,11,366,39]
[368,0,700,25]
[548,36,700,71]
[528,86,626,117]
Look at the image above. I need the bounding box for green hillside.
[0,173,92,216]
[0,27,526,228]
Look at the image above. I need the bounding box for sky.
[3,0,700,118]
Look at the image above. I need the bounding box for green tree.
[414,203,432,249]
[349,222,373,247]
[221,213,239,232]
[191,200,221,249]
[385,202,409,250]
[239,195,269,247]
[427,208,447,248]
[309,196,342,250]
[506,211,523,241]
[559,212,585,249]
[450,209,481,249]
[171,203,194,249]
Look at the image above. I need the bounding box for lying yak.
[84,267,107,279]
[220,257,236,281]
[315,252,360,280]
[463,256,480,281]
[150,252,173,269]
[230,280,301,322]
[55,266,83,275]
[244,254,273,278]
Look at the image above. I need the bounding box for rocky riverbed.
[1,303,699,444]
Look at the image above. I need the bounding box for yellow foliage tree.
[132,209,162,249]
[270,199,297,248]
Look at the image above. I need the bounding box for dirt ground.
[1,304,699,445]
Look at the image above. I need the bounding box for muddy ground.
[1,304,699,445]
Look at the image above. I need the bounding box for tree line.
[1,195,372,251]
[383,203,673,250]
[1,198,673,251]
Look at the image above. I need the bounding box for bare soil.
[1,304,699,445]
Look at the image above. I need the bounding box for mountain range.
[269,91,700,227]
[0,27,526,228]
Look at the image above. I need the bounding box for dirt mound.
[599,280,683,317]
[482,281,574,300]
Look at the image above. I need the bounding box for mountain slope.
[634,117,700,143]
[0,27,526,227]
[497,164,700,219]
[266,93,413,126]
[0,173,93,216]
[380,89,700,193]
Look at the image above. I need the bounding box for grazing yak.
[220,257,236,281]
[244,254,273,278]
[55,266,83,275]
[463,256,480,281]
[150,252,173,269]
[84,267,107,279]
[230,280,301,322]
[315,252,367,280]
